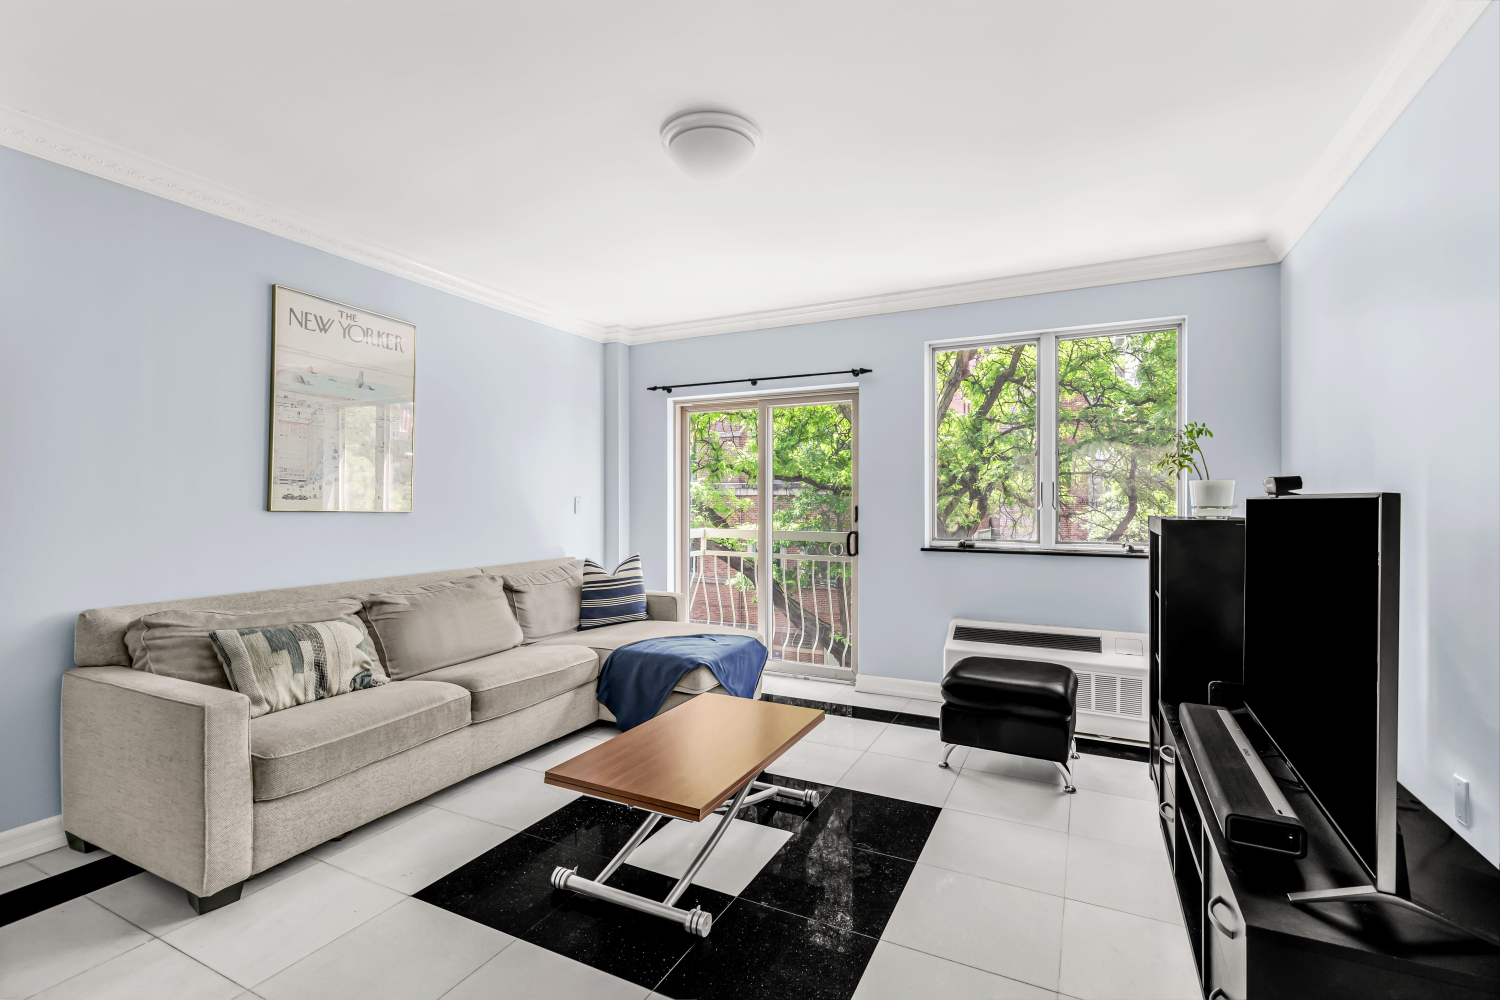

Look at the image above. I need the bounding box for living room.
[0,3,1496,998]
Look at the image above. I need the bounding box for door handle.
[1158,745,1176,764]
[1208,895,1241,939]
[1208,990,1230,1000]
[844,531,859,556]
[1159,801,1175,821]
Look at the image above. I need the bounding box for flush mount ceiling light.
[660,110,762,182]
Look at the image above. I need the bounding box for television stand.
[1289,886,1500,948]
[1154,702,1499,999]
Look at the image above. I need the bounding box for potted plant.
[1156,422,1235,514]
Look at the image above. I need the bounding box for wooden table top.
[544,695,824,821]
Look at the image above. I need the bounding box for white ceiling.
[0,1,1472,339]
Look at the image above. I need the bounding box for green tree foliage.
[1056,331,1177,542]
[933,344,1038,540]
[933,330,1178,545]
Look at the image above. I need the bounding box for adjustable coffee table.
[544,694,824,936]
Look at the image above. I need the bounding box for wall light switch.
[1455,775,1471,827]
[573,496,582,515]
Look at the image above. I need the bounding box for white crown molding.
[1,2,1480,349]
[616,241,1278,344]
[1266,0,1489,259]
[0,105,611,342]
[0,813,66,867]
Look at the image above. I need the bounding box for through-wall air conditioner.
[943,618,1149,742]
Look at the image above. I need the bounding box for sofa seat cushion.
[250,680,470,800]
[417,645,598,723]
[531,621,762,695]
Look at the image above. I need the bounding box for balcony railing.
[687,527,854,669]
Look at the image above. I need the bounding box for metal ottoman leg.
[938,743,959,769]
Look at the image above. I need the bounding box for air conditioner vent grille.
[951,626,1103,654]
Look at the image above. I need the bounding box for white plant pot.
[1190,479,1236,512]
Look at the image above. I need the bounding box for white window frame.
[923,316,1186,553]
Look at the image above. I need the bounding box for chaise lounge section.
[60,557,759,913]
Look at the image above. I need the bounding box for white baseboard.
[855,674,942,703]
[0,814,66,867]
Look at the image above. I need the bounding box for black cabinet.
[1148,516,1244,779]
[1158,704,1499,998]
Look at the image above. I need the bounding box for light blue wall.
[1281,6,1499,864]
[628,265,1282,683]
[0,146,604,832]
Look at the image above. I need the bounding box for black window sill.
[921,545,1148,559]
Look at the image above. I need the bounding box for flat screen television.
[1242,492,1400,892]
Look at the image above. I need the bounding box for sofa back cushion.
[124,599,378,688]
[359,575,524,680]
[212,619,388,718]
[502,561,584,640]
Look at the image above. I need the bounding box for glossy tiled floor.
[0,677,1199,999]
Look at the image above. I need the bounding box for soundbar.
[1180,703,1307,858]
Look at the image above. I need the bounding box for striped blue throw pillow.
[579,554,649,630]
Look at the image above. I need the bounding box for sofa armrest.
[645,590,687,623]
[61,667,253,896]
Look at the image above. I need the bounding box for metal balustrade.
[686,527,854,668]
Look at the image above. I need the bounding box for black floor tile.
[414,833,604,938]
[1077,736,1149,762]
[808,787,943,862]
[519,795,654,858]
[656,899,879,1000]
[523,865,736,989]
[0,855,141,928]
[742,835,914,938]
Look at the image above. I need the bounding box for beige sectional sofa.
[60,557,759,912]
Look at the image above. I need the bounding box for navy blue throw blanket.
[597,634,767,731]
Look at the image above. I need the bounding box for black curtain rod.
[647,367,872,393]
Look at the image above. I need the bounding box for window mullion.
[1038,332,1058,549]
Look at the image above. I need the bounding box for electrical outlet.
[1455,775,1471,827]
[573,496,582,515]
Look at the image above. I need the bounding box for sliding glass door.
[679,390,858,679]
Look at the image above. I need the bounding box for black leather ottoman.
[938,656,1080,791]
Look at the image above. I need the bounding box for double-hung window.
[925,319,1182,552]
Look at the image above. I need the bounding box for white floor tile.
[162,861,404,988]
[1057,899,1199,1000]
[308,802,432,860]
[256,897,511,1000]
[852,941,1056,999]
[898,698,942,719]
[429,764,582,831]
[838,751,957,807]
[918,809,1068,896]
[445,939,648,1000]
[92,856,316,939]
[26,845,113,876]
[623,816,791,896]
[867,724,969,767]
[882,864,1065,991]
[944,769,1072,832]
[763,738,863,785]
[90,871,206,937]
[35,938,243,1000]
[801,714,889,751]
[1063,836,1180,925]
[0,858,47,894]
[323,808,513,894]
[1067,790,1162,850]
[1070,755,1155,801]
[962,748,1066,787]
[508,734,609,772]
[246,853,322,896]
[0,897,151,999]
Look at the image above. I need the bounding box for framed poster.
[269,286,416,511]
